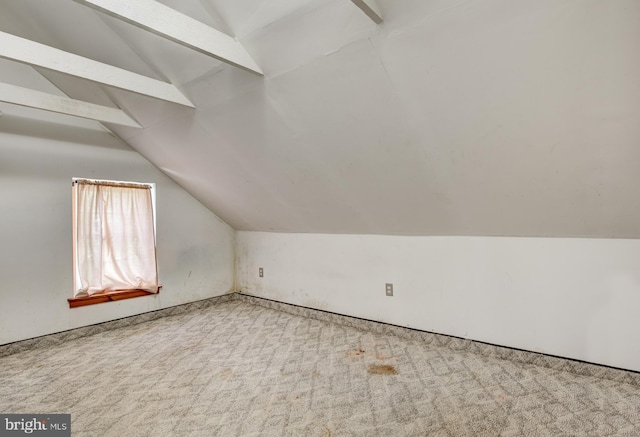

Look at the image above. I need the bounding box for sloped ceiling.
[1,0,639,237]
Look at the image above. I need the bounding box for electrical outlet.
[259,268,264,278]
[385,283,393,296]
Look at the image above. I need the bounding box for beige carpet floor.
[1,298,639,436]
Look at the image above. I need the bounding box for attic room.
[1,0,639,435]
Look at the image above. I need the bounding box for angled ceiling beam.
[0,31,194,108]
[0,82,141,128]
[74,0,263,76]
[351,0,383,24]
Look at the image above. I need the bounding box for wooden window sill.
[68,286,161,308]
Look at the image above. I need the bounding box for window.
[69,178,159,308]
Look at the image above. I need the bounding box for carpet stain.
[347,349,365,359]
[368,364,398,375]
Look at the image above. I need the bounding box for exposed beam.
[0,82,142,127]
[0,31,194,108]
[75,0,263,76]
[351,0,383,24]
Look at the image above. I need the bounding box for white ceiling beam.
[351,0,383,24]
[0,31,194,108]
[75,0,263,76]
[0,82,141,128]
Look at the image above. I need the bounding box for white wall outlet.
[386,283,393,296]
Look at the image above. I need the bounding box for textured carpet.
[1,299,639,436]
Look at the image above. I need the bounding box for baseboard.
[236,293,640,387]
[0,293,236,358]
[4,291,639,387]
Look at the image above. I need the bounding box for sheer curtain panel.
[72,180,158,297]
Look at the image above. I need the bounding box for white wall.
[0,110,235,345]
[237,231,640,372]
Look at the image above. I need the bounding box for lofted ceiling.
[1,0,639,237]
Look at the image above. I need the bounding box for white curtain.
[73,181,158,297]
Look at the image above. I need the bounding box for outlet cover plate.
[385,283,393,296]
